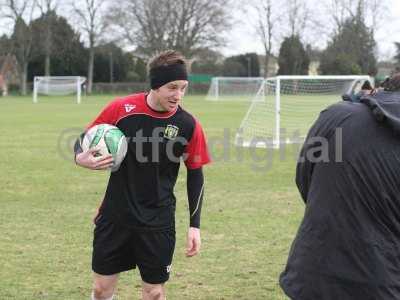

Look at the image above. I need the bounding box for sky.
[222,0,400,61]
[0,0,399,61]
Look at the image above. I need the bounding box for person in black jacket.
[280,73,400,300]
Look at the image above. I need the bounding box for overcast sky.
[222,0,400,61]
[1,0,399,61]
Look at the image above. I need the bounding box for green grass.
[0,94,309,299]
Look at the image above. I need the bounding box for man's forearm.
[187,167,204,228]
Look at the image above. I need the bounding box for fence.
[5,81,211,95]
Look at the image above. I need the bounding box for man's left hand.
[186,227,201,257]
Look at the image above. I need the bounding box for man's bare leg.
[91,273,118,300]
[142,281,166,300]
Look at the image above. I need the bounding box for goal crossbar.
[33,76,86,104]
[235,75,373,148]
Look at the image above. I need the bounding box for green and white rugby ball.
[81,124,128,171]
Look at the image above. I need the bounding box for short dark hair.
[147,50,187,73]
[384,73,400,92]
[361,80,372,90]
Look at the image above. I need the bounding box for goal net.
[206,77,265,101]
[235,75,372,148]
[33,76,86,104]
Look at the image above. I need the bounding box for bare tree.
[109,0,231,58]
[1,0,37,95]
[325,0,388,33]
[327,0,355,32]
[285,0,309,38]
[363,0,389,37]
[250,0,280,77]
[72,0,109,94]
[36,0,58,76]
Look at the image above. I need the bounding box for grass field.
[0,94,312,299]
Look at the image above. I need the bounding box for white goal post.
[33,76,86,104]
[206,77,265,101]
[235,75,373,148]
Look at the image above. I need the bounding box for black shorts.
[92,214,176,284]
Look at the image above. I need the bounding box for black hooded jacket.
[280,91,400,300]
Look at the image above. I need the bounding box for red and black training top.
[87,92,211,231]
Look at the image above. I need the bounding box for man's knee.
[142,282,165,300]
[92,274,117,300]
[92,285,114,300]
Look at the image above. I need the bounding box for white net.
[235,76,372,148]
[33,76,86,103]
[206,77,265,101]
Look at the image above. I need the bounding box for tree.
[11,17,33,95]
[29,10,57,76]
[286,0,308,37]
[322,0,388,42]
[35,0,58,76]
[365,0,384,35]
[277,35,309,75]
[222,60,245,77]
[251,0,278,77]
[0,35,12,55]
[191,48,224,75]
[134,58,147,82]
[92,43,135,82]
[1,0,37,95]
[109,0,231,58]
[250,0,310,77]
[223,53,260,77]
[319,14,377,75]
[28,14,88,80]
[72,0,109,93]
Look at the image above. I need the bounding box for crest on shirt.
[164,124,179,140]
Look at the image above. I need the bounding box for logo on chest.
[164,124,179,140]
[124,104,136,112]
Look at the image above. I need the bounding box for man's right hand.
[75,148,114,170]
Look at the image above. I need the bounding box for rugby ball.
[81,124,128,171]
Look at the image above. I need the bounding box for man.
[74,50,211,300]
[280,73,400,299]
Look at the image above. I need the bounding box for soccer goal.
[206,77,265,101]
[33,76,86,104]
[235,75,373,148]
